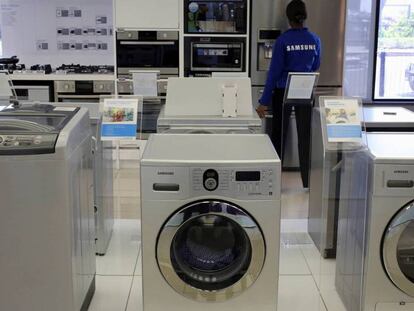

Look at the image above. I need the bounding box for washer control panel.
[192,167,278,199]
[0,134,58,154]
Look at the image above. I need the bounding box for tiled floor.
[89,170,347,311]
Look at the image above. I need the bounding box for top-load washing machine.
[140,134,281,311]
[336,133,414,311]
[0,103,96,311]
[53,102,114,256]
[157,77,263,134]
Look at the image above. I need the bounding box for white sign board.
[0,72,14,98]
[286,73,319,100]
[132,71,158,97]
[101,98,140,141]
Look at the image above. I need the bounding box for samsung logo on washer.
[158,171,175,176]
[286,44,317,52]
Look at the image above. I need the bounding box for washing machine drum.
[157,200,266,302]
[383,200,414,297]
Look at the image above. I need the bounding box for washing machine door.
[383,201,414,297]
[157,200,265,302]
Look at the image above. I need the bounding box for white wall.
[0,0,114,66]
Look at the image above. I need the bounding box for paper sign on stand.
[101,98,141,141]
[284,72,319,105]
[323,98,363,143]
[132,71,158,97]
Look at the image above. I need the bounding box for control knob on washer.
[203,169,219,191]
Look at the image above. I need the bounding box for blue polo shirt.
[259,28,322,106]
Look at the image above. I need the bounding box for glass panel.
[397,221,414,282]
[0,116,66,131]
[375,0,414,99]
[170,214,252,291]
[185,0,247,34]
[116,44,179,68]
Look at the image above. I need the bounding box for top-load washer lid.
[366,133,414,165]
[0,103,80,155]
[364,107,414,131]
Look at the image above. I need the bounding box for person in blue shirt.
[256,0,321,188]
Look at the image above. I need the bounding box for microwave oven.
[184,0,248,34]
[185,37,246,76]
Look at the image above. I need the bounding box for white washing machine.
[0,104,96,311]
[140,134,281,311]
[336,133,414,311]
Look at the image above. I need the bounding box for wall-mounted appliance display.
[184,0,248,34]
[184,37,246,77]
[116,30,179,79]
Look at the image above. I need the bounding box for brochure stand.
[280,72,319,171]
[308,96,367,257]
[307,96,369,311]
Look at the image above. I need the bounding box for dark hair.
[286,0,307,24]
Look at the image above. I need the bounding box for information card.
[323,98,363,143]
[101,98,139,141]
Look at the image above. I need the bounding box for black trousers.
[271,88,312,188]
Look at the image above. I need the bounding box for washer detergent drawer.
[376,303,414,311]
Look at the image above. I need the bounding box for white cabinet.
[115,0,180,29]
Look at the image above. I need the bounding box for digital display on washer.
[236,171,261,181]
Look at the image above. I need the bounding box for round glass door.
[156,201,265,302]
[383,201,414,297]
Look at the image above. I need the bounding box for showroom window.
[374,0,414,100]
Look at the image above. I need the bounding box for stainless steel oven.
[55,80,115,103]
[116,30,179,79]
[185,37,246,77]
[184,0,248,34]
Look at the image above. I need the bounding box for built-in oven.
[116,30,179,79]
[185,37,246,77]
[184,0,248,34]
[55,80,115,103]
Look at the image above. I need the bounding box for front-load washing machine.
[336,133,414,311]
[141,134,281,311]
[0,103,96,311]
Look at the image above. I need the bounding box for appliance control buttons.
[205,178,218,191]
[203,169,219,192]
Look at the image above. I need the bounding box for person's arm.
[259,38,285,106]
[312,37,322,72]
